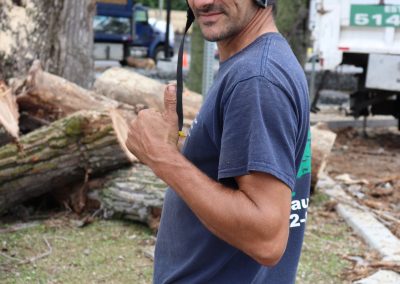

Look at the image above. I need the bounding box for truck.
[93,0,174,63]
[309,0,400,128]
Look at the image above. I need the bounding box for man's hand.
[125,84,180,167]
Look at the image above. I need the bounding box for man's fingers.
[164,84,177,117]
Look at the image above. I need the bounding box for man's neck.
[217,8,277,62]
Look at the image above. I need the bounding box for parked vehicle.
[93,0,174,62]
[309,0,400,128]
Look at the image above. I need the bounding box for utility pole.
[164,0,171,60]
[202,41,215,99]
[158,0,164,19]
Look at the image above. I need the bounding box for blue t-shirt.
[154,33,311,284]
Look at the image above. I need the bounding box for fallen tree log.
[89,164,166,230]
[0,110,134,215]
[0,82,19,146]
[93,67,203,120]
[125,56,156,70]
[17,61,138,123]
[14,61,137,163]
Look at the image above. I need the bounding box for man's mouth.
[195,5,225,23]
[198,11,223,22]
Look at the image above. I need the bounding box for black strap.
[177,9,195,132]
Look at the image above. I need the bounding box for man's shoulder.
[220,33,306,91]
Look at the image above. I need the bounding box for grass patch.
[297,192,367,283]
[1,193,366,283]
[0,219,154,284]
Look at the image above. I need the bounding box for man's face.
[187,0,258,42]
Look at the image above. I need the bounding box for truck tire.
[154,45,173,63]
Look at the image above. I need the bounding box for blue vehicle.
[93,0,174,62]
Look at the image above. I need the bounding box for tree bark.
[89,164,166,229]
[37,0,96,88]
[0,110,134,215]
[0,0,95,87]
[93,68,203,121]
[0,128,12,148]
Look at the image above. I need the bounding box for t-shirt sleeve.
[218,76,298,190]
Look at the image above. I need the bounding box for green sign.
[350,5,400,28]
[296,131,311,179]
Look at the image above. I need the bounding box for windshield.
[94,16,131,34]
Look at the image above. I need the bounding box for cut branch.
[0,81,19,145]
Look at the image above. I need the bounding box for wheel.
[153,45,173,63]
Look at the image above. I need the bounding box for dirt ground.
[326,127,400,239]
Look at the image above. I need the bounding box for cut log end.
[109,109,138,163]
[0,81,19,140]
[311,123,337,188]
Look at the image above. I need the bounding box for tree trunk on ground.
[17,61,138,123]
[187,23,204,94]
[0,110,134,215]
[15,61,139,163]
[89,164,166,230]
[0,0,95,87]
[93,68,203,121]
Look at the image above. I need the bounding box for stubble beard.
[200,22,240,42]
[193,3,241,42]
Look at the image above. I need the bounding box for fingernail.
[167,84,177,93]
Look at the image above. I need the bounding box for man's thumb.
[164,84,177,116]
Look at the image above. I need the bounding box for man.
[126,0,311,283]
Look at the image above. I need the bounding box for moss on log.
[0,110,133,214]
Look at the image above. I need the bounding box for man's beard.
[200,23,239,42]
[193,4,239,42]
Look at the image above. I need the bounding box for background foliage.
[136,0,187,10]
